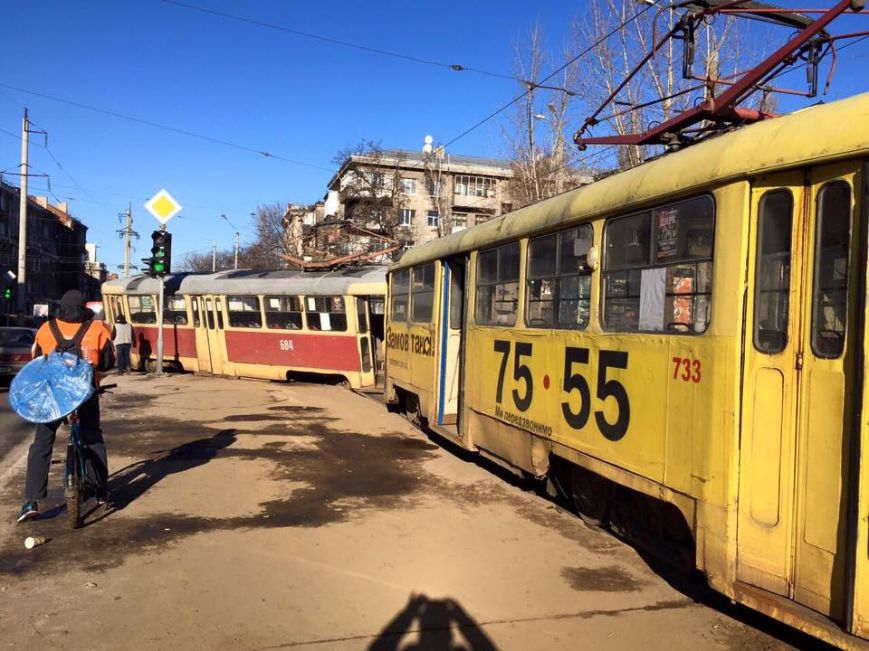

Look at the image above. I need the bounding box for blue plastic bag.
[9,352,94,423]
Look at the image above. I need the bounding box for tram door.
[738,163,861,621]
[436,256,467,428]
[195,295,226,375]
[191,296,213,374]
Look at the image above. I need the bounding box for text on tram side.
[493,340,631,442]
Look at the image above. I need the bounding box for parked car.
[0,327,36,378]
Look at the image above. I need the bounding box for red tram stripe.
[134,325,197,358]
[224,331,361,372]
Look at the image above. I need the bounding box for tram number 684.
[493,341,631,442]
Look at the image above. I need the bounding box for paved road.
[0,374,826,650]
[0,379,32,471]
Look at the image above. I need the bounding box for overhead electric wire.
[441,3,656,151]
[0,82,332,172]
[159,0,516,82]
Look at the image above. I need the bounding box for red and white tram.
[101,267,386,389]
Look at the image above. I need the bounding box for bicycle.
[64,383,115,529]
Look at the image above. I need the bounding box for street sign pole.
[156,274,165,376]
[143,189,181,378]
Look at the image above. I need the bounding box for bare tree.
[245,203,294,268]
[573,0,749,169]
[330,140,407,259]
[505,26,580,209]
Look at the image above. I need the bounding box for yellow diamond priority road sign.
[144,189,182,225]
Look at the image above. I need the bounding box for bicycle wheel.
[65,441,83,529]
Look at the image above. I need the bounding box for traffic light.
[3,286,10,301]
[149,230,172,276]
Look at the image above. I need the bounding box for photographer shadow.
[368,594,497,651]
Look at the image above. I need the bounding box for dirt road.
[0,374,818,649]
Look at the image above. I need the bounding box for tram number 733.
[493,340,631,442]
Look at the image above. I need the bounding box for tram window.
[356,298,369,333]
[128,295,157,324]
[603,196,714,333]
[227,295,262,328]
[449,261,465,330]
[527,224,593,329]
[370,297,385,315]
[307,296,347,332]
[216,298,224,330]
[411,263,436,323]
[205,298,215,330]
[754,190,793,353]
[191,297,200,327]
[811,181,852,358]
[163,295,188,325]
[476,242,520,326]
[265,296,303,330]
[390,270,409,322]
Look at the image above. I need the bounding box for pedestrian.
[112,313,135,375]
[17,290,115,523]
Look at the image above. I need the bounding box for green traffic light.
[3,288,10,300]
[154,261,165,273]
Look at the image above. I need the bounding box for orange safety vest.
[34,319,112,371]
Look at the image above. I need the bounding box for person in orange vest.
[17,290,115,523]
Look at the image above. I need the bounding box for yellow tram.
[384,93,869,647]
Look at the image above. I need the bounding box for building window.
[306,296,347,331]
[226,295,262,328]
[427,211,439,228]
[391,269,409,322]
[452,213,467,231]
[265,295,303,330]
[128,295,157,324]
[527,224,593,329]
[411,263,435,323]
[455,175,496,198]
[603,195,714,334]
[475,242,520,326]
[426,178,442,197]
[163,295,188,325]
[400,178,417,195]
[398,209,415,227]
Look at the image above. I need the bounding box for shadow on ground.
[1,396,439,577]
[368,594,498,651]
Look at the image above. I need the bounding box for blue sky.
[0,1,866,272]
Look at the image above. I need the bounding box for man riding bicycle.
[17,290,115,523]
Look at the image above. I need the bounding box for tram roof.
[101,267,387,297]
[393,92,869,271]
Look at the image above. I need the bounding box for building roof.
[327,149,515,190]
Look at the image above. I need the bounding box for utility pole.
[212,241,217,272]
[123,203,132,276]
[16,109,29,317]
[220,214,239,270]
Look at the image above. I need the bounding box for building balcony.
[451,193,499,212]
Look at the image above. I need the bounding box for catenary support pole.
[123,203,132,277]
[16,108,29,318]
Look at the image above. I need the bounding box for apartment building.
[325,149,514,249]
[0,180,92,317]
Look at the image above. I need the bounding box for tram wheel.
[571,466,610,527]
